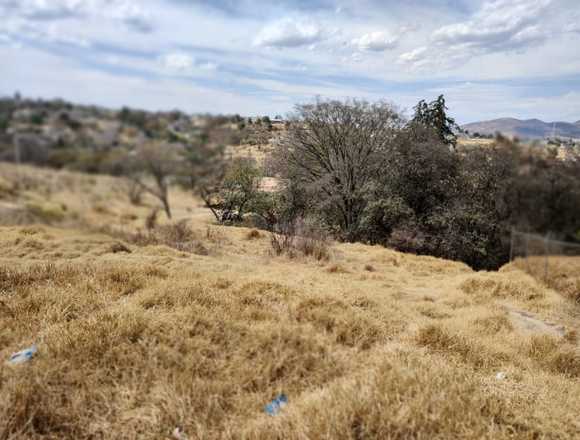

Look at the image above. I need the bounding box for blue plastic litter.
[8,344,37,365]
[265,394,288,416]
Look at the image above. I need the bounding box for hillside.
[0,96,276,172]
[462,118,580,140]
[1,163,579,439]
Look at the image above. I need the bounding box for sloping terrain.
[1,164,579,439]
[462,118,580,139]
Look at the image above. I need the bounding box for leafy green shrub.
[204,159,264,224]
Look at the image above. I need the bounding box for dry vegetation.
[510,256,580,304]
[1,163,580,439]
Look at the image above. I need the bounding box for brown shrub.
[270,218,331,261]
[92,203,112,215]
[246,229,261,240]
[109,242,131,254]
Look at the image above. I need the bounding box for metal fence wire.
[509,230,580,281]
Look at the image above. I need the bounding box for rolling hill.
[462,118,580,139]
[1,162,579,439]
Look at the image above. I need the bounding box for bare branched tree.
[181,140,228,222]
[273,99,403,241]
[126,142,183,219]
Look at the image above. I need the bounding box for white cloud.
[432,0,551,51]
[352,31,398,52]
[565,20,580,34]
[108,0,153,33]
[198,62,218,71]
[161,53,194,71]
[0,0,154,34]
[2,0,580,123]
[398,46,429,69]
[399,0,554,71]
[399,46,427,63]
[5,0,86,20]
[159,52,218,74]
[1,44,292,116]
[254,18,324,48]
[44,23,91,47]
[0,18,92,48]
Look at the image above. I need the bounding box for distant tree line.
[0,96,252,173]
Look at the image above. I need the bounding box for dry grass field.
[226,143,273,167]
[1,163,580,439]
[512,256,580,304]
[457,138,496,148]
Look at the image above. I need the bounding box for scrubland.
[1,163,579,439]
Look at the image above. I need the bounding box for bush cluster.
[224,98,580,270]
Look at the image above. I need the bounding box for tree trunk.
[161,196,172,219]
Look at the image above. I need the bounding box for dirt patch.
[508,307,566,338]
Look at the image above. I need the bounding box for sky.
[1,0,580,124]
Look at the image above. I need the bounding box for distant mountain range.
[462,118,580,140]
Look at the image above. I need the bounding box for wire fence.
[510,229,580,290]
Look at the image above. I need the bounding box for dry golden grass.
[457,138,496,148]
[1,163,580,439]
[510,256,580,303]
[225,143,274,167]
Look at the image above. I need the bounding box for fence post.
[509,228,515,262]
[524,232,530,272]
[544,233,550,282]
